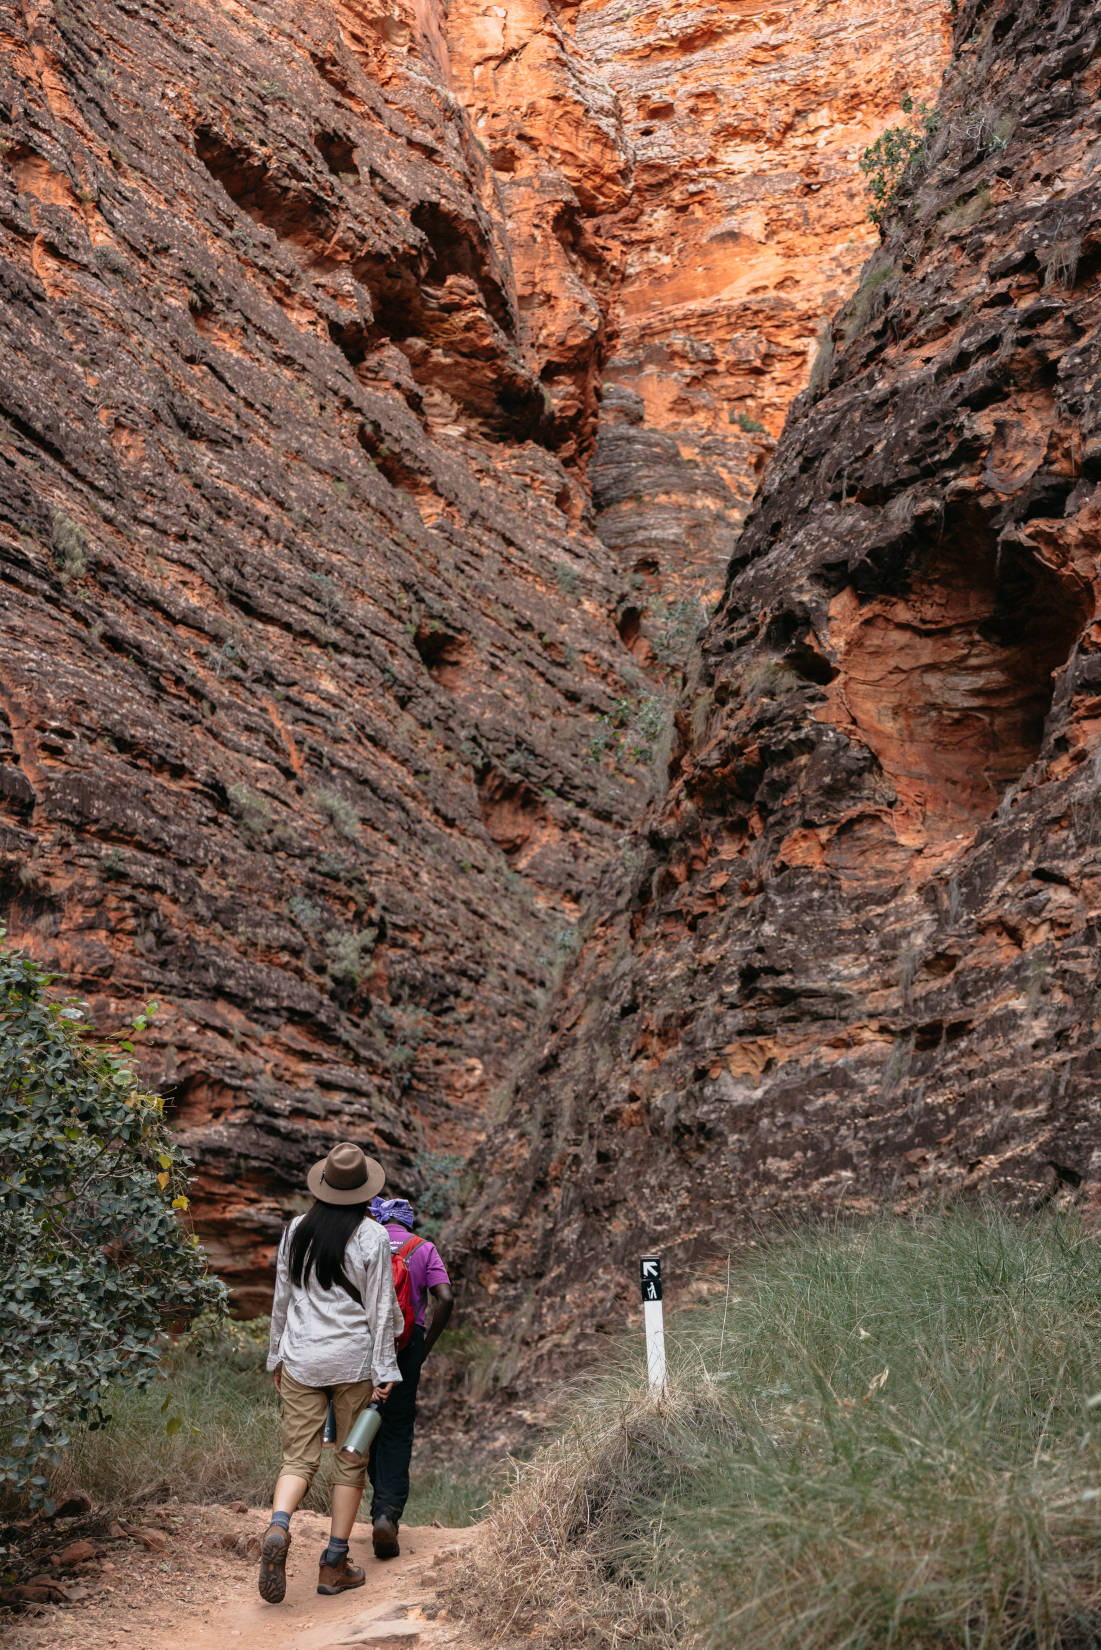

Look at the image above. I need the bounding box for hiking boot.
[258,1523,291,1603]
[317,1552,366,1595]
[372,1514,400,1560]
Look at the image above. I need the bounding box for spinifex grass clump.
[450,1208,1101,1650]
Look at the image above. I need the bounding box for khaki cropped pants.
[279,1370,373,1490]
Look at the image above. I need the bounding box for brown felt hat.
[306,1141,385,1206]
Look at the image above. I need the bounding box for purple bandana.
[371,1196,415,1230]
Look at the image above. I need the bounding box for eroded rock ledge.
[454,0,1101,1418]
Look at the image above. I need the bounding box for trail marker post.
[640,1256,666,1400]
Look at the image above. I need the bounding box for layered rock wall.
[455,0,1101,1414]
[2,0,949,1313]
[0,0,645,1305]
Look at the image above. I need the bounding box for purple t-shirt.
[383,1223,449,1327]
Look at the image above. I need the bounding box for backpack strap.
[395,1236,423,1260]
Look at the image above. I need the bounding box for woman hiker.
[259,1141,405,1604]
[367,1195,452,1560]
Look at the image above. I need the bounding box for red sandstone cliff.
[0,0,643,1306]
[1,0,948,1310]
[453,0,1101,1422]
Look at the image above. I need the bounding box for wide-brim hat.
[307,1141,385,1206]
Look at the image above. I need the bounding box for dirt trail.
[2,1506,476,1650]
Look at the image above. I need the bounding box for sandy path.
[2,1506,476,1650]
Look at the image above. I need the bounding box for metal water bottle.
[338,1401,382,1465]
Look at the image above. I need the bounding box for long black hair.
[287,1200,367,1302]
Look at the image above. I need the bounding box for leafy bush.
[449,1208,1101,1650]
[0,940,225,1513]
[860,95,941,226]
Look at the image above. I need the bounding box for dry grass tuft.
[445,1377,730,1647]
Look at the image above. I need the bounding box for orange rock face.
[1,0,950,1310]
[584,0,949,643]
[0,0,646,1307]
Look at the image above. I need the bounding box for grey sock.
[270,1510,291,1533]
[321,1536,349,1566]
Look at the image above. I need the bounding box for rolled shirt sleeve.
[266,1228,291,1373]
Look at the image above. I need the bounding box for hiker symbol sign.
[639,1257,666,1398]
[640,1257,662,1301]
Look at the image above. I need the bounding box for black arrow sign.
[639,1257,662,1301]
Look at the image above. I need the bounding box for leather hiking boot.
[317,1552,366,1595]
[372,1514,400,1560]
[258,1523,291,1604]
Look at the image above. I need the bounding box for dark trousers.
[368,1325,423,1522]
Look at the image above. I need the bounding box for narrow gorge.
[5,0,1097,1439]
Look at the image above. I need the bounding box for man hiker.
[368,1195,452,1559]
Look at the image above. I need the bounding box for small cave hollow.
[832,509,1089,836]
[313,129,359,180]
[194,127,328,258]
[477,766,549,858]
[412,622,473,691]
[410,201,512,335]
[616,603,654,666]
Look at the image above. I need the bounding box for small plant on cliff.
[0,937,224,1516]
[731,410,767,434]
[325,926,378,988]
[314,784,360,841]
[589,694,669,769]
[227,781,273,842]
[50,510,88,581]
[860,94,941,227]
[841,261,899,343]
[410,1149,465,1241]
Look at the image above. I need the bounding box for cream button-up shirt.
[266,1214,404,1389]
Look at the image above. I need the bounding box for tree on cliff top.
[0,937,225,1512]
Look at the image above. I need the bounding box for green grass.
[50,1317,488,1527]
[447,1207,1101,1649]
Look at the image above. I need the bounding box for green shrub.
[860,95,940,227]
[226,782,273,841]
[410,1149,464,1242]
[325,927,378,987]
[449,1207,1101,1650]
[0,939,224,1515]
[842,261,899,343]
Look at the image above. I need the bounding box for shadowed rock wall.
[453,0,1101,1421]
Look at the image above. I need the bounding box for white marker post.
[640,1257,666,1400]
